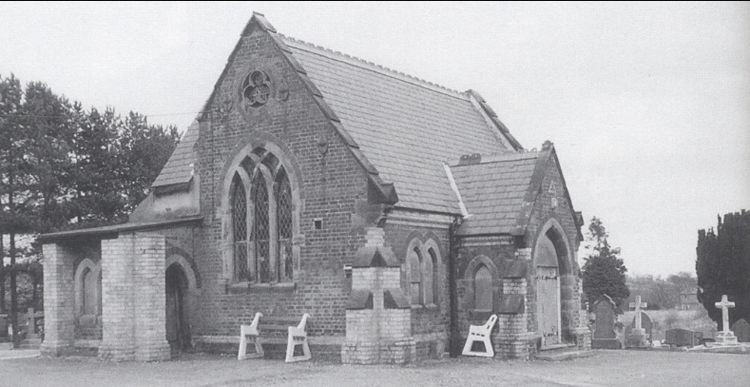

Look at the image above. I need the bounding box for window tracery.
[229,147,296,285]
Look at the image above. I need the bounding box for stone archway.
[165,255,197,354]
[533,219,573,347]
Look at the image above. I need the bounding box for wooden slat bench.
[238,313,311,362]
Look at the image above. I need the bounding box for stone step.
[535,344,595,361]
[19,338,41,349]
[536,349,596,361]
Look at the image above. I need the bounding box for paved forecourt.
[0,350,748,387]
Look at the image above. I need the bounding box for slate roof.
[152,14,525,215]
[450,152,541,235]
[152,120,199,188]
[281,37,516,214]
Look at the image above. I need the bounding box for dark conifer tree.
[696,210,750,328]
[582,217,630,309]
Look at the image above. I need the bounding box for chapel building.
[39,13,590,363]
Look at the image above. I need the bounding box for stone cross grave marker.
[714,295,738,345]
[625,295,649,348]
[633,296,646,330]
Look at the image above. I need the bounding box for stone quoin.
[38,13,589,363]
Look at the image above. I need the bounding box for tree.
[0,74,36,347]
[696,210,750,329]
[0,73,180,347]
[581,217,630,309]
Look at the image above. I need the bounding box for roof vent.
[458,153,482,166]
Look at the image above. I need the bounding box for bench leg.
[285,329,311,363]
[238,335,264,360]
[462,333,495,358]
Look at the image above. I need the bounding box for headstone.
[714,295,738,345]
[25,308,39,339]
[625,312,653,345]
[730,318,750,343]
[0,314,7,340]
[626,296,650,348]
[665,328,700,347]
[592,295,620,349]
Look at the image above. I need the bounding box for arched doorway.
[534,220,572,347]
[165,263,191,354]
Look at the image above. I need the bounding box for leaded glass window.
[277,172,293,282]
[229,148,296,285]
[231,177,248,282]
[253,172,270,283]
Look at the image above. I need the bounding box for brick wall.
[191,25,371,351]
[41,243,76,356]
[494,277,535,359]
[341,230,416,364]
[525,153,586,344]
[383,219,450,357]
[99,233,170,361]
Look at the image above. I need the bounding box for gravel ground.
[1,350,748,387]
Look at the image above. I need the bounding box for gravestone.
[592,295,620,349]
[730,318,750,343]
[0,314,7,340]
[625,312,652,343]
[625,295,650,348]
[665,328,700,347]
[714,295,738,345]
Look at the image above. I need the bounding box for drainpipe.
[448,215,462,357]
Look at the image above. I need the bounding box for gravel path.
[1,350,748,387]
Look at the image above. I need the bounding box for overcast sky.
[1,2,748,277]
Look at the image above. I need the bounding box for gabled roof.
[450,152,541,235]
[151,120,199,189]
[282,36,518,214]
[150,13,525,215]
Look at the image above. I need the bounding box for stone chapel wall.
[524,153,585,346]
[191,25,372,359]
[383,215,452,359]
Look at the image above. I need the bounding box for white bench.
[237,313,311,362]
[462,314,498,357]
[237,312,263,360]
[284,313,311,363]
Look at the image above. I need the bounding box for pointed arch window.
[252,172,270,283]
[474,265,493,312]
[229,147,297,285]
[405,238,442,308]
[276,171,293,282]
[426,248,438,305]
[82,268,98,315]
[408,247,422,305]
[231,176,248,282]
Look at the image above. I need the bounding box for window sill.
[411,303,439,311]
[228,282,296,294]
